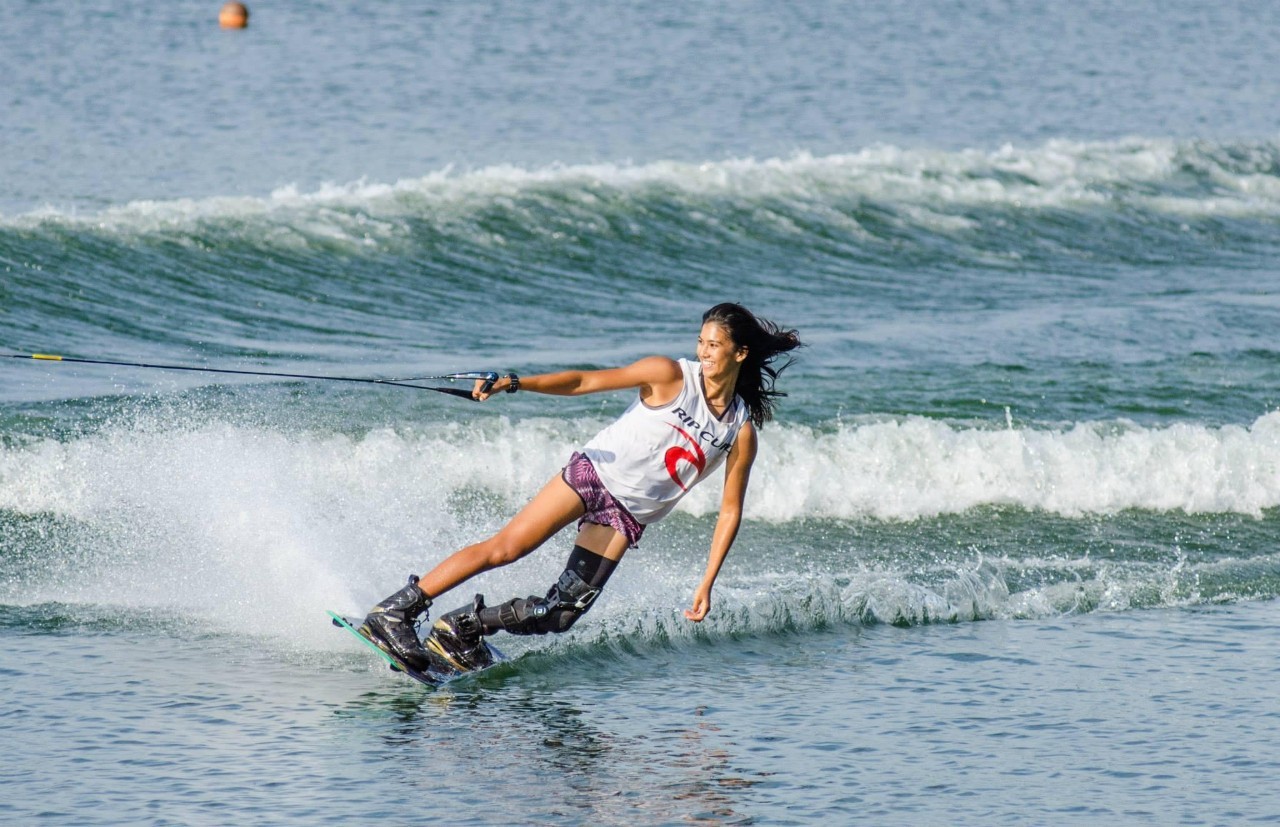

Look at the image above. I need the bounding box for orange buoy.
[219,2,249,29]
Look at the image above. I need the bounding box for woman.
[360,303,802,672]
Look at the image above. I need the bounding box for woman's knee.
[479,534,532,568]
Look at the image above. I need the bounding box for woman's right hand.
[472,373,508,401]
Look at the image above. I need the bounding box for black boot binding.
[427,594,495,672]
[359,575,433,671]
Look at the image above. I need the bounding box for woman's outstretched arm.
[685,421,757,622]
[475,355,684,404]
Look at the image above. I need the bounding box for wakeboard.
[328,610,505,687]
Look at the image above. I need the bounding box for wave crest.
[10,138,1280,236]
[3,412,1278,526]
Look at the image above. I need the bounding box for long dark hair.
[702,303,802,428]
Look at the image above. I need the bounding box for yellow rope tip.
[32,354,63,361]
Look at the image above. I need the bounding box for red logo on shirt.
[665,425,707,491]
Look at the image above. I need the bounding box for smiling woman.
[357,303,802,675]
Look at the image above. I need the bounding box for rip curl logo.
[665,425,707,491]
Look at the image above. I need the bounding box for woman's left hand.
[683,583,712,622]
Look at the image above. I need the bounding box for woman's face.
[696,321,746,380]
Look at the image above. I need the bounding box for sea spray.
[5,414,1279,526]
[3,412,1278,646]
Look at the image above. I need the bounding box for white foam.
[4,412,1279,531]
[3,412,1277,641]
[10,138,1280,235]
[670,411,1280,521]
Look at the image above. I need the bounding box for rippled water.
[6,601,1279,824]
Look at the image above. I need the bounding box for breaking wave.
[4,412,1278,530]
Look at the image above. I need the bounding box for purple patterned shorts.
[562,452,645,548]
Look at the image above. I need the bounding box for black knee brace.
[477,545,618,636]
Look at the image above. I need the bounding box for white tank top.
[582,358,749,524]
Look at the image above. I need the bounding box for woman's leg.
[361,473,585,668]
[427,521,634,670]
[417,473,587,600]
[573,521,632,562]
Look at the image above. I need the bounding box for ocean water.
[3,0,1280,824]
